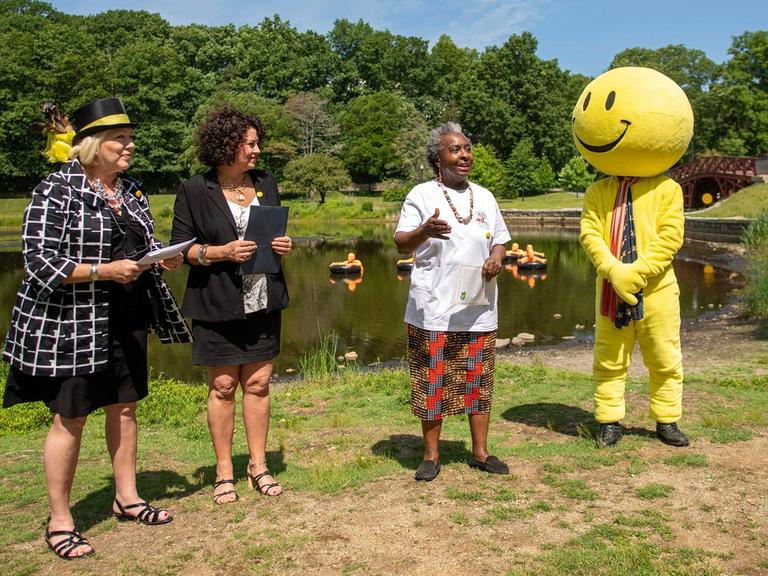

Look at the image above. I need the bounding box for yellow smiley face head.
[572,67,693,177]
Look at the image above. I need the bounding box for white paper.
[137,238,196,265]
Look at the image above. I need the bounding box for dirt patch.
[35,435,767,576]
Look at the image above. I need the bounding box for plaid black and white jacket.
[3,160,191,377]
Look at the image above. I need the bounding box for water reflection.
[0,223,743,382]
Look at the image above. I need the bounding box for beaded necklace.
[91,177,125,215]
[437,179,474,225]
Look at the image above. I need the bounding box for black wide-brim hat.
[71,97,137,141]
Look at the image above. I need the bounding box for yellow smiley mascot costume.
[574,67,693,448]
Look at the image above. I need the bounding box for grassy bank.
[1,353,766,574]
[498,191,584,210]
[686,182,768,219]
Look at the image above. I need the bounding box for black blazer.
[170,169,289,322]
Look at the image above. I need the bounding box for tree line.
[1,0,766,198]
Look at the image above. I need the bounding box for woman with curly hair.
[171,104,292,503]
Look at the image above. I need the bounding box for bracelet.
[196,244,210,266]
[89,263,99,282]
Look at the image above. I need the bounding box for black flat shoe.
[599,422,623,447]
[414,460,441,481]
[656,422,690,447]
[469,455,509,474]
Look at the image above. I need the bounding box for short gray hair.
[425,122,469,175]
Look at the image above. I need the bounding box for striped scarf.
[600,177,644,328]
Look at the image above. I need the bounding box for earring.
[437,165,443,183]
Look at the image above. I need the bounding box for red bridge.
[669,156,768,210]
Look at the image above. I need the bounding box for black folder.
[238,206,289,275]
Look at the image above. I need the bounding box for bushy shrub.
[361,201,373,212]
[137,376,208,427]
[0,363,52,434]
[382,186,409,202]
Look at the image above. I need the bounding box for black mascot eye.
[605,91,616,111]
[583,92,591,111]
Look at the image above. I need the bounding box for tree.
[230,16,341,100]
[469,144,506,194]
[284,92,340,155]
[281,153,352,203]
[610,45,720,94]
[456,33,579,169]
[709,32,768,155]
[532,156,557,194]
[328,19,431,101]
[558,156,595,193]
[337,91,426,185]
[503,138,538,199]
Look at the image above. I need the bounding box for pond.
[0,223,743,384]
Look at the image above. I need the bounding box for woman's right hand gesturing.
[422,208,451,239]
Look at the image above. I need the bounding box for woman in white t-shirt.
[394,122,511,482]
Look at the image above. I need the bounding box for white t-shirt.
[395,180,511,331]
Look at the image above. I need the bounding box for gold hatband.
[79,113,132,133]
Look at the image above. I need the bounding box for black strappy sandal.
[113,499,173,525]
[246,466,282,496]
[213,479,239,505]
[45,528,94,560]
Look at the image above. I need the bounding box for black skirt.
[192,309,281,366]
[4,325,148,419]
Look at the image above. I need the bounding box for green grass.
[498,191,584,210]
[509,513,722,576]
[635,483,675,500]
[0,356,766,574]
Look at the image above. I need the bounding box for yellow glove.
[608,262,647,305]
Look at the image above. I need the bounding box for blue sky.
[49,0,764,77]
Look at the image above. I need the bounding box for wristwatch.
[89,263,99,282]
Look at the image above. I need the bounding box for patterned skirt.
[407,324,496,421]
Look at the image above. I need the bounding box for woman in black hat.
[2,97,191,559]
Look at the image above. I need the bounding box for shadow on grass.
[371,434,472,470]
[501,402,657,440]
[502,402,594,437]
[69,450,286,532]
[70,469,197,532]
